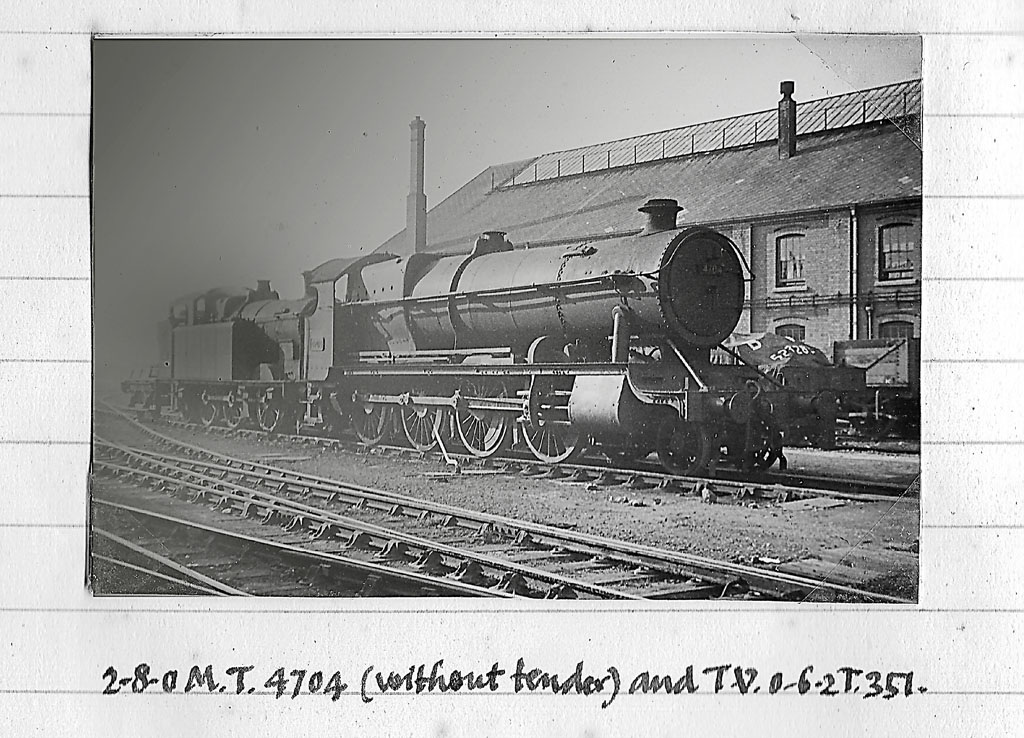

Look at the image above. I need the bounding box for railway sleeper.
[493,572,532,596]
[345,531,376,550]
[452,561,494,587]
[544,584,579,599]
[309,522,336,540]
[376,540,412,562]
[414,550,454,576]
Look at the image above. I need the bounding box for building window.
[776,234,805,286]
[878,320,915,339]
[776,323,806,342]
[879,223,916,281]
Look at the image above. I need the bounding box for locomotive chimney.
[639,198,683,234]
[471,230,513,257]
[256,279,271,293]
[778,80,797,159]
[406,116,428,254]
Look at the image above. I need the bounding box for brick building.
[377,80,922,354]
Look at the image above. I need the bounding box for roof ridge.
[532,78,923,161]
[503,78,922,188]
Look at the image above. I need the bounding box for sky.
[92,35,921,386]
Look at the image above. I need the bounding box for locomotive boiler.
[124,198,838,475]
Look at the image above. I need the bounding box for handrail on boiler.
[665,339,708,391]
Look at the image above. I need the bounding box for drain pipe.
[849,206,859,340]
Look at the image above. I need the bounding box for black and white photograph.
[91,36,922,602]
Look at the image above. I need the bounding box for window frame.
[775,322,807,342]
[775,232,806,288]
[877,319,916,340]
[877,222,917,282]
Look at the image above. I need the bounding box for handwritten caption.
[102,660,925,707]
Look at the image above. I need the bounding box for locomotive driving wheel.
[320,392,348,437]
[455,382,510,458]
[257,393,294,433]
[352,403,391,446]
[400,403,442,452]
[520,417,585,464]
[199,397,219,428]
[222,398,244,429]
[519,374,585,464]
[749,421,783,471]
[179,393,201,424]
[142,391,160,421]
[656,419,712,476]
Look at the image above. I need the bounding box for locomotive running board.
[328,362,627,379]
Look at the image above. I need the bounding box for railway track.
[92,488,505,598]
[92,525,247,596]
[92,407,911,603]
[102,405,912,504]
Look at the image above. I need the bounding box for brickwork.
[856,203,922,339]
[720,202,920,352]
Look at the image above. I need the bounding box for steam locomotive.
[123,198,841,475]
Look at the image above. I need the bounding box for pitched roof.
[376,121,922,256]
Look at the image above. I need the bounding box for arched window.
[879,320,915,339]
[775,323,806,342]
[776,234,805,286]
[879,223,916,281]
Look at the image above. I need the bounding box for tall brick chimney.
[407,116,427,254]
[778,81,797,160]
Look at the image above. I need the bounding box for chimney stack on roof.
[778,81,797,160]
[639,198,683,234]
[406,116,428,254]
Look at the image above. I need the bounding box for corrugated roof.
[376,121,922,256]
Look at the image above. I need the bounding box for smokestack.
[471,231,513,257]
[639,198,683,234]
[778,81,797,160]
[254,280,278,299]
[406,116,427,254]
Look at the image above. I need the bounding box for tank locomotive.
[124,198,838,474]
